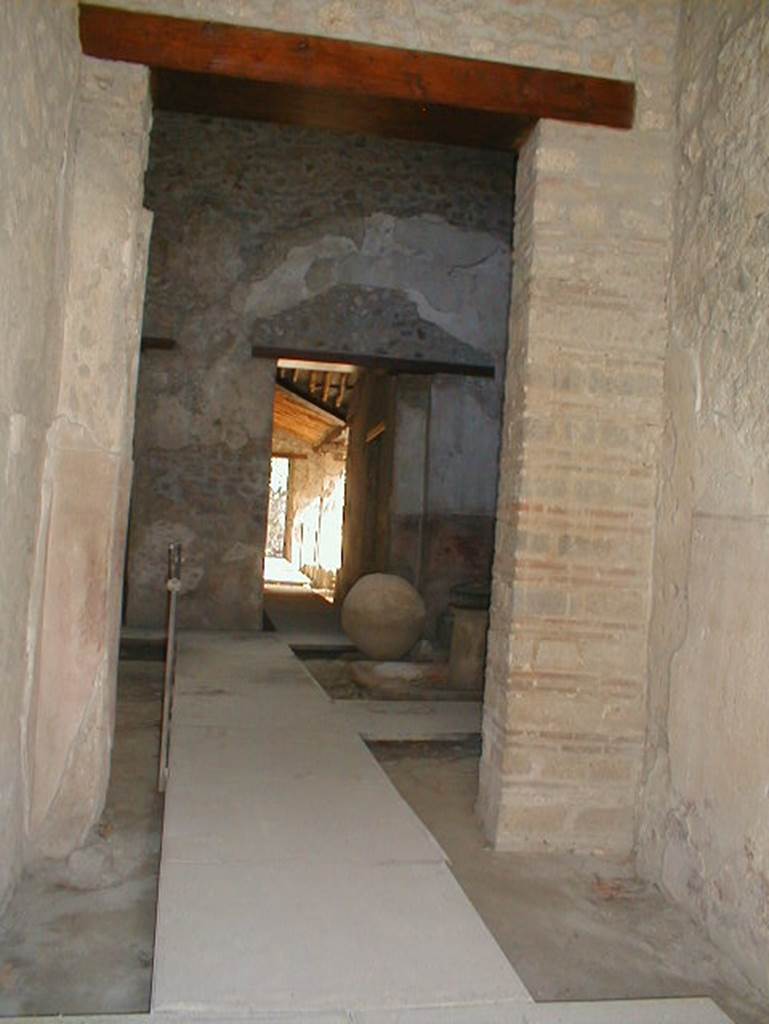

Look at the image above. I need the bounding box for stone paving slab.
[169,690,333,730]
[351,997,734,1023]
[152,860,530,1013]
[174,632,300,685]
[168,722,368,783]
[155,633,527,1013]
[151,633,734,1023]
[162,729,445,865]
[0,996,734,1024]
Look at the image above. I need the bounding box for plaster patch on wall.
[243,235,358,318]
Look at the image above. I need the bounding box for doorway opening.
[264,364,351,602]
[262,361,354,644]
[265,455,290,561]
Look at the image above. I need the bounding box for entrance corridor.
[147,631,732,1023]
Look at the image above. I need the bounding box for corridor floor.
[150,631,735,1023]
[0,630,752,1022]
[154,631,530,1015]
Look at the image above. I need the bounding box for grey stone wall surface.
[128,112,514,628]
[638,0,769,997]
[0,0,80,906]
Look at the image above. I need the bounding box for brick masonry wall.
[479,105,674,854]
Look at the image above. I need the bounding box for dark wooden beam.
[79,5,634,134]
[252,344,494,379]
[152,70,530,151]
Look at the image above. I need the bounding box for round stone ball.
[341,573,426,660]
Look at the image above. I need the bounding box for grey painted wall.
[127,112,514,628]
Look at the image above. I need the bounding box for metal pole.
[158,542,182,793]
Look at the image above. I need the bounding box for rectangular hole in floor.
[296,650,481,702]
[362,737,765,1024]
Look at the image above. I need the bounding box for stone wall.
[638,0,769,995]
[0,2,151,902]
[128,113,514,628]
[0,0,81,906]
[27,59,152,859]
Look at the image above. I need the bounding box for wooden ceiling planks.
[273,385,345,448]
[79,5,635,150]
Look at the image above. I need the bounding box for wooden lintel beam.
[278,358,357,374]
[253,344,494,379]
[151,70,531,151]
[79,5,635,132]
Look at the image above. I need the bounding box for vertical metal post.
[158,542,182,793]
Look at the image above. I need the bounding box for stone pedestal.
[448,608,489,691]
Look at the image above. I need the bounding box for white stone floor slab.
[0,1001,734,1024]
[151,631,734,1024]
[162,730,445,865]
[153,860,528,1013]
[351,998,734,1023]
[154,632,528,1015]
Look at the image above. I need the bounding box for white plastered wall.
[639,0,769,996]
[0,0,81,905]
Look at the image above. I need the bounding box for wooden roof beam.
[79,5,635,134]
[253,344,494,378]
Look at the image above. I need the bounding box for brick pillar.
[479,121,669,856]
